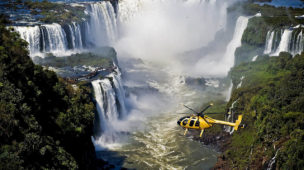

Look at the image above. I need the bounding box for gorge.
[1,0,304,169]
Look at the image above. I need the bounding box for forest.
[216,51,304,169]
[0,15,96,169]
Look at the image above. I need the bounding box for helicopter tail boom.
[211,114,243,130]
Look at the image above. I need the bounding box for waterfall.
[225,81,233,102]
[93,78,118,123]
[252,55,258,61]
[13,26,41,56]
[222,16,248,101]
[273,29,293,56]
[41,23,68,54]
[225,100,238,134]
[92,67,127,150]
[13,1,118,57]
[291,30,303,55]
[117,0,144,23]
[222,16,249,75]
[86,1,117,46]
[267,149,279,170]
[264,31,275,54]
[66,22,83,49]
[111,70,127,118]
[236,76,245,88]
[67,25,76,49]
[265,28,303,56]
[14,23,69,56]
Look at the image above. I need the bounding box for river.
[93,58,228,169]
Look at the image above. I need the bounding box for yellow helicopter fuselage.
[177,115,243,137]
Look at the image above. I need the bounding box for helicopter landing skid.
[200,129,204,137]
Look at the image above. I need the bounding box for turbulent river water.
[89,0,236,168]
[95,60,224,169]
[97,114,218,169]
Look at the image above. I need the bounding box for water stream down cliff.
[264,27,304,56]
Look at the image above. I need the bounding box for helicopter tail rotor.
[233,114,243,130]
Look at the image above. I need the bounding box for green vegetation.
[34,49,117,68]
[220,52,304,169]
[229,2,304,20]
[24,0,88,24]
[0,15,96,169]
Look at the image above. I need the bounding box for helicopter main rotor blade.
[183,104,199,114]
[199,103,213,116]
[201,115,209,124]
[205,112,224,115]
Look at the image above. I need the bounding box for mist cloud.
[115,0,234,77]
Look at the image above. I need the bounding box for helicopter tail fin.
[234,115,243,131]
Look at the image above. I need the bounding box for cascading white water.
[92,78,120,149]
[68,22,83,49]
[42,23,68,53]
[265,28,304,56]
[14,23,69,56]
[117,0,144,23]
[111,70,127,118]
[252,55,258,61]
[221,16,249,75]
[188,15,249,78]
[86,1,117,46]
[224,16,249,102]
[267,149,279,170]
[237,76,245,88]
[14,23,69,57]
[273,29,293,56]
[13,1,118,57]
[68,24,76,49]
[92,67,127,150]
[93,78,116,125]
[264,31,275,54]
[226,81,233,102]
[292,30,303,55]
[13,26,41,56]
[224,99,237,133]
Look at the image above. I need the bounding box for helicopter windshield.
[182,119,189,126]
[177,116,189,126]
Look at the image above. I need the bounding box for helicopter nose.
[177,120,181,126]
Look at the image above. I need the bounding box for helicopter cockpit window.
[182,119,188,126]
[189,120,195,126]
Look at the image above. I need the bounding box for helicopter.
[177,103,243,138]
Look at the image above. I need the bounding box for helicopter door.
[195,120,200,127]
